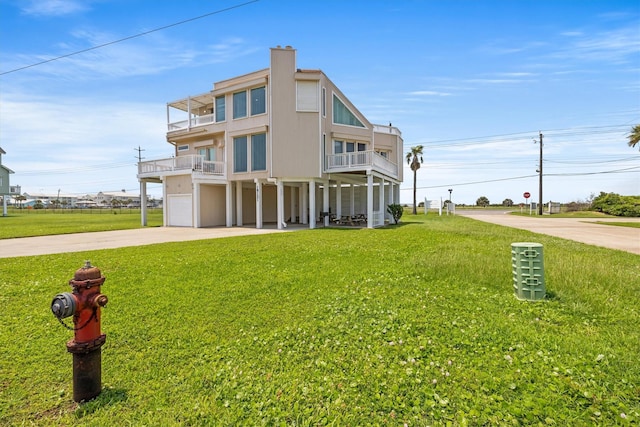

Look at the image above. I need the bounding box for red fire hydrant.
[51,261,108,402]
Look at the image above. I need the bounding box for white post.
[309,181,316,229]
[323,181,329,227]
[367,173,374,228]
[2,196,7,217]
[236,181,243,226]
[379,177,385,223]
[277,180,284,230]
[255,179,263,229]
[193,182,201,228]
[349,184,355,216]
[140,181,147,226]
[336,180,342,218]
[225,182,233,227]
[290,186,297,224]
[162,180,168,226]
[301,182,308,225]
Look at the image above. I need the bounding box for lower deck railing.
[138,155,225,176]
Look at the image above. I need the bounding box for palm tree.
[405,145,424,215]
[628,124,640,150]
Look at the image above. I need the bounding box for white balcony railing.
[325,150,398,177]
[168,114,215,131]
[138,155,225,176]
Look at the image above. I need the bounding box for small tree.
[502,198,514,207]
[628,124,640,150]
[476,196,490,207]
[405,145,424,215]
[387,204,404,224]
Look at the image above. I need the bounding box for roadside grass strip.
[0,215,638,425]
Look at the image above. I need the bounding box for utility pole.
[537,132,543,215]
[134,146,145,163]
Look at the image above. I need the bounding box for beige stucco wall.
[199,184,226,226]
[270,47,322,179]
[165,175,192,195]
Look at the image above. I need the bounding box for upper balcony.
[138,155,225,181]
[167,92,214,133]
[325,150,398,179]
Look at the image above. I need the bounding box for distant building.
[22,192,80,208]
[0,147,18,216]
[95,191,140,207]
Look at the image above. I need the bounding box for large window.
[333,94,365,127]
[296,81,318,112]
[198,148,216,161]
[251,133,267,171]
[215,95,225,122]
[233,136,248,172]
[234,133,267,173]
[233,91,247,119]
[251,87,266,115]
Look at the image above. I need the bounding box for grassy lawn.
[594,221,640,229]
[1,215,638,425]
[0,209,163,239]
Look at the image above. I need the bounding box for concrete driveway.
[0,226,292,259]
[457,210,640,255]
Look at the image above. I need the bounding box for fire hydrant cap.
[73,261,102,281]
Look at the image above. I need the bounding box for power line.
[402,124,633,149]
[0,0,260,76]
[399,166,640,191]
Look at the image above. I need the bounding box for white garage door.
[167,194,193,227]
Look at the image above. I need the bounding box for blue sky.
[1,0,638,204]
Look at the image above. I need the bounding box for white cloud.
[4,30,259,80]
[0,92,169,195]
[20,0,89,16]
[408,90,452,97]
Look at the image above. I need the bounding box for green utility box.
[511,242,545,301]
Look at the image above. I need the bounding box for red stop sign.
[523,192,531,199]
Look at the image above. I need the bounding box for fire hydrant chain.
[55,306,97,331]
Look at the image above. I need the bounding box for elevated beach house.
[137,46,403,229]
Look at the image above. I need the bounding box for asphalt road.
[457,210,640,254]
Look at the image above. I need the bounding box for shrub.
[386,203,404,224]
[591,192,640,217]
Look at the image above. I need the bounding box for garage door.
[167,194,192,227]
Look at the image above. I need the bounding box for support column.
[277,180,284,230]
[367,173,374,228]
[225,182,233,227]
[336,180,342,218]
[162,179,168,227]
[290,186,297,224]
[389,182,395,208]
[309,181,316,229]
[301,182,308,225]
[255,179,263,229]
[349,184,355,216]
[323,180,330,227]
[140,181,147,226]
[194,182,201,228]
[235,181,243,227]
[379,177,385,223]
